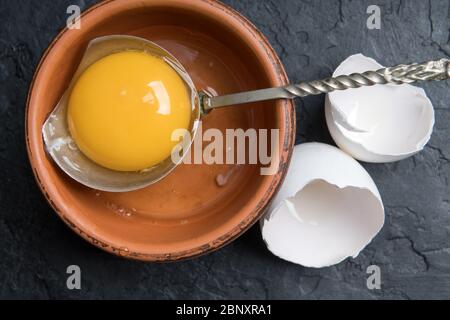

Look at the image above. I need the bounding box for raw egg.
[67,50,192,172]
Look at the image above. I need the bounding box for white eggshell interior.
[327,54,434,162]
[261,143,384,268]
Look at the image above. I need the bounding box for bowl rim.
[25,0,296,262]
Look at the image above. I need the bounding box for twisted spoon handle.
[202,58,450,111]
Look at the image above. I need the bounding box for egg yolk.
[67,51,192,172]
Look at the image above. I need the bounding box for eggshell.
[325,54,435,162]
[260,143,384,268]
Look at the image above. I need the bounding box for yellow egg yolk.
[67,51,192,172]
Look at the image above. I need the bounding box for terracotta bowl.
[26,0,295,261]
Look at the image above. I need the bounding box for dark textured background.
[0,0,449,299]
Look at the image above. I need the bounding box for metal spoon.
[201,57,450,110]
[42,35,450,192]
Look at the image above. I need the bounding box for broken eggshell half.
[325,54,435,163]
[260,143,384,268]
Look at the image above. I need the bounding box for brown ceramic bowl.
[26,0,295,261]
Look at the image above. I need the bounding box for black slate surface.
[1,0,449,299]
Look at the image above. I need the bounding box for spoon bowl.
[42,35,200,192]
